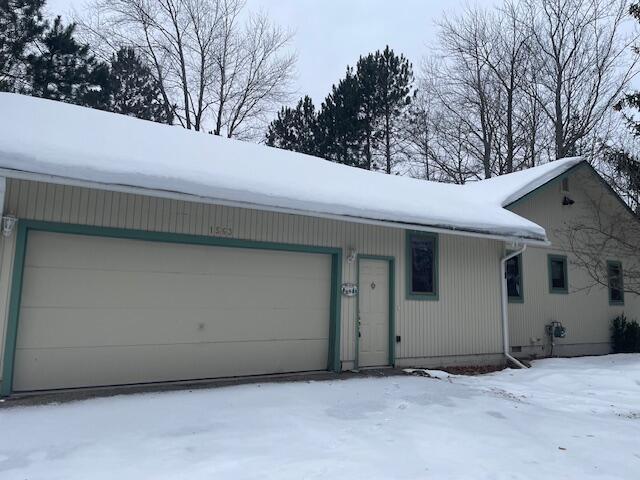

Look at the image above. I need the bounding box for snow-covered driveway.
[1,355,639,480]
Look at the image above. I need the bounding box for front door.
[358,258,390,367]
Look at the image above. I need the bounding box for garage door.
[13,231,332,391]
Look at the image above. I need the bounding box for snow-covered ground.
[1,355,638,480]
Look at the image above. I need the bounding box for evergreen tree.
[356,46,413,174]
[355,53,381,170]
[0,0,46,91]
[265,46,413,172]
[610,2,640,215]
[615,2,640,137]
[107,47,173,124]
[266,95,317,155]
[25,16,110,108]
[316,69,366,168]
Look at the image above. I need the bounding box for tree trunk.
[385,107,392,174]
[364,118,372,170]
[554,72,564,159]
[506,88,514,173]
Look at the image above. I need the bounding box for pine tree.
[107,47,174,124]
[316,69,366,168]
[355,53,381,170]
[265,47,413,172]
[266,95,317,155]
[610,2,640,215]
[0,0,46,91]
[356,46,413,174]
[25,16,110,108]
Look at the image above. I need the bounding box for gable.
[506,162,639,247]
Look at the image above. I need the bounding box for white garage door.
[13,231,332,391]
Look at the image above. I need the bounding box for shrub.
[611,315,640,353]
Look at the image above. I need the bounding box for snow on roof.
[463,157,584,207]
[0,94,582,242]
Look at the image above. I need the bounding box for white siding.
[0,179,505,380]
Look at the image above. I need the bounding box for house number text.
[211,226,234,237]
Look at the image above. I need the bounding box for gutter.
[0,168,550,247]
[500,244,528,369]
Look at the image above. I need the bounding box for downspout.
[500,243,528,369]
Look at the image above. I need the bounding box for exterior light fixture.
[347,247,357,264]
[562,196,575,206]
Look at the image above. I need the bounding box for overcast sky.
[45,0,492,105]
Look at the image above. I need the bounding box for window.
[548,255,568,294]
[506,254,523,302]
[607,261,624,305]
[406,231,438,300]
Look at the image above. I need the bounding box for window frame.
[547,254,569,294]
[607,260,624,306]
[506,253,524,303]
[405,231,439,301]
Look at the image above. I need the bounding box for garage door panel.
[18,306,330,348]
[21,267,330,310]
[13,338,329,391]
[25,233,331,281]
[14,231,333,391]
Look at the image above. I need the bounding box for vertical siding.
[508,167,640,354]
[0,179,505,376]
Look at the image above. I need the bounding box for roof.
[463,158,584,207]
[0,93,584,243]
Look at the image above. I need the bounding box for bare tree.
[435,7,498,179]
[480,1,532,173]
[411,0,638,195]
[558,189,640,295]
[221,12,296,138]
[405,79,481,183]
[403,90,434,180]
[525,0,638,159]
[79,0,295,137]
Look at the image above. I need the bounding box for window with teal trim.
[548,255,568,294]
[406,231,438,299]
[607,261,624,305]
[506,254,523,302]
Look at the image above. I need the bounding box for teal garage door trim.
[1,220,342,396]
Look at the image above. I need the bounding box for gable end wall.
[508,165,640,357]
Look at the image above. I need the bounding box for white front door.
[358,258,390,367]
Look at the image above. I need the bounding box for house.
[0,93,636,396]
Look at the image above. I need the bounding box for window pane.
[506,256,521,298]
[411,236,434,294]
[551,259,565,289]
[608,264,623,302]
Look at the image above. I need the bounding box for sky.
[45,0,489,105]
